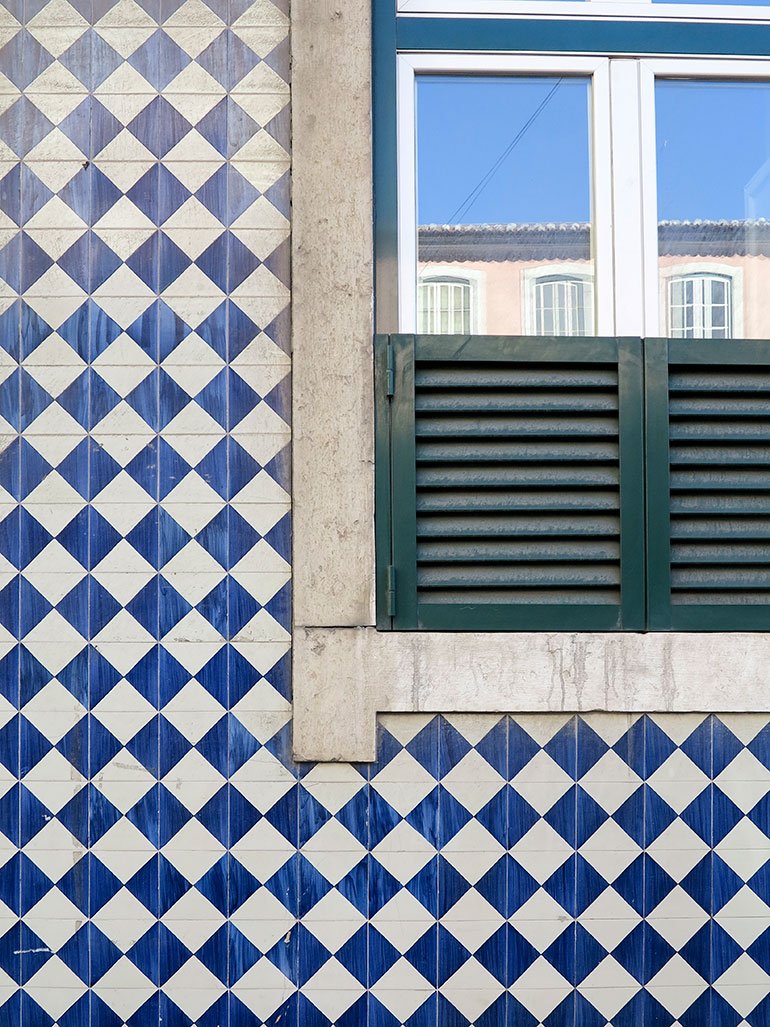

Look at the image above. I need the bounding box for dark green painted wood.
[667,606,770,630]
[415,335,620,364]
[618,337,646,630]
[375,334,394,629]
[646,337,770,630]
[373,0,399,334]
[416,603,623,631]
[644,338,672,630]
[397,16,770,56]
[390,335,419,628]
[385,333,645,631]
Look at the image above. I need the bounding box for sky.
[416,75,770,227]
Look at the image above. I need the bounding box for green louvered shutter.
[377,334,645,631]
[646,338,770,629]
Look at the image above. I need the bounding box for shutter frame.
[382,334,646,631]
[645,337,770,630]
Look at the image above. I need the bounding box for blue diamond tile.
[128,29,191,90]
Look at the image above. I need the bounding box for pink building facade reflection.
[418,221,770,338]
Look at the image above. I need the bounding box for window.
[418,276,472,333]
[667,273,733,338]
[534,275,593,336]
[374,51,770,632]
[522,266,595,335]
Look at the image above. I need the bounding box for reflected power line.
[448,78,564,224]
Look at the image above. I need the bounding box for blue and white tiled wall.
[3,2,770,1025]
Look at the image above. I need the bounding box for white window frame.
[399,54,770,339]
[639,57,770,335]
[417,265,487,332]
[659,262,744,338]
[398,0,770,25]
[397,54,615,334]
[521,262,595,335]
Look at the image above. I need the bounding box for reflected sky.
[416,76,592,225]
[657,80,770,220]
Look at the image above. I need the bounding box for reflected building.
[418,219,770,338]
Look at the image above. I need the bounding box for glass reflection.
[656,79,770,339]
[416,75,594,335]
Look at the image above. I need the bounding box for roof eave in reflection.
[418,220,770,260]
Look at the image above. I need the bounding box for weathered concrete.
[291,0,376,629]
[294,627,770,761]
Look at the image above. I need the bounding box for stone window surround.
[291,0,770,763]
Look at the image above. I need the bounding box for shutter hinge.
[386,564,396,616]
[386,342,395,398]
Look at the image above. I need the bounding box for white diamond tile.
[510,819,573,884]
[371,748,436,818]
[715,886,770,948]
[716,817,770,881]
[370,957,434,1022]
[21,677,85,745]
[90,817,157,883]
[578,955,640,1019]
[230,746,295,814]
[579,817,641,882]
[25,954,88,1020]
[371,821,436,887]
[22,747,86,814]
[647,886,710,950]
[716,748,770,814]
[580,887,641,951]
[440,817,505,886]
[162,818,226,884]
[22,819,86,883]
[302,957,366,1022]
[647,749,710,814]
[647,817,711,882]
[370,888,435,954]
[162,887,227,952]
[24,888,85,951]
[300,818,366,887]
[511,750,573,815]
[509,956,572,1020]
[230,817,297,884]
[300,762,366,816]
[714,953,770,1018]
[441,956,505,1022]
[92,679,157,746]
[93,747,156,814]
[645,954,708,1020]
[161,679,225,745]
[163,957,227,1021]
[92,956,158,1020]
[161,747,225,814]
[92,889,156,951]
[231,957,296,1020]
[510,889,572,952]
[440,888,504,953]
[299,887,366,953]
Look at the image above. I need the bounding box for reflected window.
[532,273,594,336]
[418,276,473,333]
[668,272,733,339]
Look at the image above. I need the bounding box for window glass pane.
[416,75,595,336]
[656,79,770,339]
